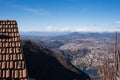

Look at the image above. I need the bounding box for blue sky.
[0,0,120,32]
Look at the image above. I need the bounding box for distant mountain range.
[20,31,71,36]
[20,31,119,39]
[20,31,117,36]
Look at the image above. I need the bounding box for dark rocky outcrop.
[21,40,91,80]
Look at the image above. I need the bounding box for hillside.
[21,32,118,77]
[21,40,90,80]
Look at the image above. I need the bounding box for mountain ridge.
[21,40,91,80]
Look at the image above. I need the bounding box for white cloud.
[23,8,48,15]
[24,8,39,14]
[20,25,120,32]
[7,3,48,15]
[43,26,72,32]
[113,21,120,25]
[42,26,120,32]
[59,27,72,32]
[46,26,55,32]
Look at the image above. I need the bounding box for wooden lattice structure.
[0,20,28,80]
[102,57,113,80]
[101,32,120,80]
[114,32,120,80]
[90,33,120,80]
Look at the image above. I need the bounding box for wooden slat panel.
[10,61,13,69]
[6,69,10,78]
[22,69,27,78]
[15,70,19,78]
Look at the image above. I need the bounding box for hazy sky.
[1,0,120,32]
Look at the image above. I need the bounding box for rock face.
[21,40,91,80]
[0,20,28,79]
